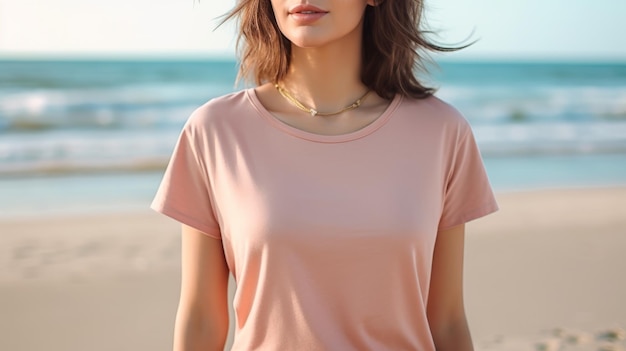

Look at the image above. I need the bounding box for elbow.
[429,313,474,351]
[173,306,229,351]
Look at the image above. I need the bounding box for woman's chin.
[288,37,328,50]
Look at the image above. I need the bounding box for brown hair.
[222,0,469,100]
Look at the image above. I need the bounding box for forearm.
[173,306,228,351]
[431,317,474,351]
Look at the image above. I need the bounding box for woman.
[152,0,498,350]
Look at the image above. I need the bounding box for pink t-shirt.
[152,89,498,350]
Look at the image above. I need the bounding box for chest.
[209,135,446,250]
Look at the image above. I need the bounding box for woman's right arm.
[174,224,230,351]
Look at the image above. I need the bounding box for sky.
[0,0,625,61]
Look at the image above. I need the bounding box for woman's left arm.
[427,223,474,351]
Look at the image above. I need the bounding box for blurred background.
[1,0,625,350]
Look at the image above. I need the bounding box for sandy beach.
[1,187,625,351]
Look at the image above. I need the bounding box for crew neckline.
[246,88,403,143]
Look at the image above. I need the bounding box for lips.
[288,4,328,24]
[288,4,329,15]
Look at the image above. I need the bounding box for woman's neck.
[279,26,367,112]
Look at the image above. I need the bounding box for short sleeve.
[151,118,221,239]
[438,124,499,231]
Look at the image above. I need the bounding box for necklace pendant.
[310,109,318,116]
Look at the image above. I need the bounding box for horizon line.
[1,53,625,65]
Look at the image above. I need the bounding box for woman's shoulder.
[185,89,250,127]
[399,94,471,133]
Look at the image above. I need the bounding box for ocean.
[1,59,626,217]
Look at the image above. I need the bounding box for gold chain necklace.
[274,84,370,117]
